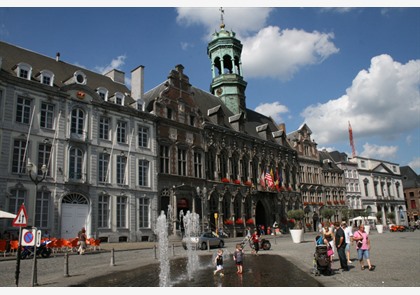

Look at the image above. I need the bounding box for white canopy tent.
[0,210,17,219]
[349,216,377,226]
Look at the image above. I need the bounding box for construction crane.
[348,121,356,158]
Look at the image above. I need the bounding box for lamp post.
[26,158,47,287]
[196,186,207,233]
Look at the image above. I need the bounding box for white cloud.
[176,7,272,37]
[241,26,339,80]
[254,102,289,124]
[408,157,420,171]
[301,54,420,145]
[94,55,127,75]
[359,143,398,159]
[176,8,338,81]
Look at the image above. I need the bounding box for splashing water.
[182,210,200,280]
[155,210,170,287]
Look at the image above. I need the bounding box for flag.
[259,169,266,188]
[275,168,280,191]
[265,167,274,188]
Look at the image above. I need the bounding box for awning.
[0,210,17,219]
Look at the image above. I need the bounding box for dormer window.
[97,87,108,101]
[115,93,124,105]
[16,62,32,80]
[40,70,54,86]
[74,70,87,85]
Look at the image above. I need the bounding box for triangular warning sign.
[12,204,28,227]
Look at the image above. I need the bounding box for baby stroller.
[312,236,333,276]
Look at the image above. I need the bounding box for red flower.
[303,202,309,206]
[319,202,324,206]
[224,219,233,225]
[221,178,230,183]
[244,181,252,187]
[233,179,241,185]
[246,218,254,225]
[236,218,244,224]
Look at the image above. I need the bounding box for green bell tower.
[207,8,247,116]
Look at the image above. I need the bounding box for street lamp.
[196,186,207,233]
[26,158,47,287]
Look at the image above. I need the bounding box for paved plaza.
[0,229,419,288]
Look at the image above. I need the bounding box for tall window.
[138,159,149,186]
[16,96,31,124]
[194,151,203,178]
[69,147,83,180]
[36,191,50,228]
[99,117,110,140]
[71,108,85,135]
[38,142,52,176]
[9,189,26,215]
[116,154,127,185]
[139,198,150,228]
[116,196,127,228]
[160,145,169,174]
[220,150,228,179]
[12,139,27,174]
[178,148,187,176]
[98,195,110,228]
[117,121,127,143]
[207,148,216,180]
[138,126,149,148]
[98,153,110,183]
[230,153,239,180]
[40,102,54,129]
[240,156,249,182]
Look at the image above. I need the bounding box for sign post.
[12,204,28,287]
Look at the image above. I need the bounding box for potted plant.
[376,211,384,233]
[287,209,305,243]
[245,218,254,225]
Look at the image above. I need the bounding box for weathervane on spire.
[219,7,225,28]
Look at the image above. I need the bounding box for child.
[214,249,224,277]
[233,243,244,274]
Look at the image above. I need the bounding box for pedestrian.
[77,227,87,255]
[342,221,353,264]
[233,243,244,274]
[353,224,375,271]
[251,229,260,255]
[213,249,224,277]
[322,225,335,262]
[334,222,349,271]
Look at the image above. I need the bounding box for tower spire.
[219,7,225,29]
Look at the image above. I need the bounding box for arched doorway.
[255,200,268,232]
[61,193,89,239]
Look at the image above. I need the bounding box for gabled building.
[350,156,407,225]
[400,166,420,224]
[143,20,300,237]
[0,41,158,242]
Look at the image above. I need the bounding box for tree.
[287,209,305,229]
[387,212,395,223]
[321,208,335,223]
[376,211,383,220]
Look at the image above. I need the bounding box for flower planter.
[290,229,304,243]
[376,224,383,234]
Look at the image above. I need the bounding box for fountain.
[155,210,170,287]
[182,210,200,280]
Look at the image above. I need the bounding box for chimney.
[131,65,144,100]
[105,69,125,84]
[278,123,286,134]
[56,52,60,62]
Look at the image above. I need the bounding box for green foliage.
[376,211,383,219]
[321,208,335,221]
[287,209,305,229]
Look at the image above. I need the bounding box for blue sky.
[1,4,419,174]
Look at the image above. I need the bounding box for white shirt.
[344,226,353,243]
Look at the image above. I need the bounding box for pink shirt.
[353,230,369,250]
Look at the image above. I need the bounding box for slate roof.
[400,166,420,188]
[143,77,284,145]
[0,41,134,106]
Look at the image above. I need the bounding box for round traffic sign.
[24,231,34,244]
